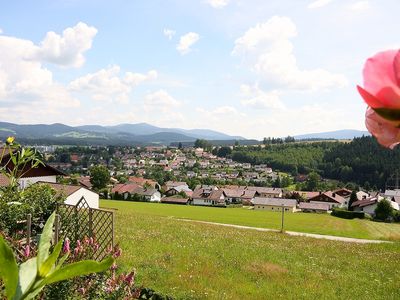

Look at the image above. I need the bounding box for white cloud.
[206,0,230,8]
[0,34,80,116]
[69,65,157,104]
[35,22,97,68]
[233,16,347,91]
[176,32,200,55]
[196,105,243,117]
[144,90,181,111]
[308,0,333,9]
[347,1,370,12]
[163,28,176,40]
[240,84,284,110]
[0,28,3,34]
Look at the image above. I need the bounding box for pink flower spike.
[76,240,81,247]
[110,262,118,271]
[113,247,122,258]
[63,238,70,253]
[24,245,30,258]
[124,271,135,286]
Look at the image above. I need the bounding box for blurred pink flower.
[124,271,135,286]
[358,49,400,148]
[365,107,400,149]
[24,245,30,257]
[358,49,400,109]
[63,238,70,253]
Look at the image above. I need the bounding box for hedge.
[331,208,365,219]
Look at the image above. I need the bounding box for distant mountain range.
[0,122,244,145]
[293,129,370,140]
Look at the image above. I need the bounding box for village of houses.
[7,144,400,217]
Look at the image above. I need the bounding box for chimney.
[332,192,336,197]
[319,191,322,195]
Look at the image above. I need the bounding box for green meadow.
[101,200,400,299]
[101,200,400,240]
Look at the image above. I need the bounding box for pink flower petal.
[365,107,400,149]
[394,50,400,86]
[357,85,384,108]
[363,49,400,108]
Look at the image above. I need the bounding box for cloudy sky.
[0,0,398,138]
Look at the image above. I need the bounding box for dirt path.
[176,219,390,244]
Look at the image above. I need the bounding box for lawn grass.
[103,200,400,299]
[101,200,400,240]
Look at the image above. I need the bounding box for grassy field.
[101,200,400,241]
[101,200,400,299]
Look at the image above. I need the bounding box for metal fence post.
[281,204,285,232]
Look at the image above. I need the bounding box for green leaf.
[0,236,18,299]
[38,239,62,277]
[14,258,37,300]
[10,154,17,166]
[37,212,55,273]
[18,284,45,300]
[54,253,69,271]
[42,257,114,285]
[373,107,400,121]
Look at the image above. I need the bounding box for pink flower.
[63,238,70,253]
[358,49,400,147]
[124,271,135,286]
[358,49,400,109]
[113,247,122,258]
[24,245,30,258]
[365,107,400,149]
[110,262,118,271]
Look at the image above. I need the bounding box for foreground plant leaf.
[0,236,18,299]
[42,257,114,285]
[38,240,63,277]
[37,212,55,271]
[14,258,37,300]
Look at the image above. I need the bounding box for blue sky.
[0,0,399,138]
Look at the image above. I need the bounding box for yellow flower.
[6,136,15,145]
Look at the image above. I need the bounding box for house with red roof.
[308,191,348,209]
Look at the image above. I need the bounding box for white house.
[352,197,399,216]
[136,187,161,202]
[192,187,227,206]
[253,197,298,212]
[37,182,99,209]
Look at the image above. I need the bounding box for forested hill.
[231,136,400,189]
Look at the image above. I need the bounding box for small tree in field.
[374,199,393,221]
[90,165,110,191]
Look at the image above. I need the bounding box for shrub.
[393,210,400,223]
[374,199,393,221]
[331,208,365,219]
